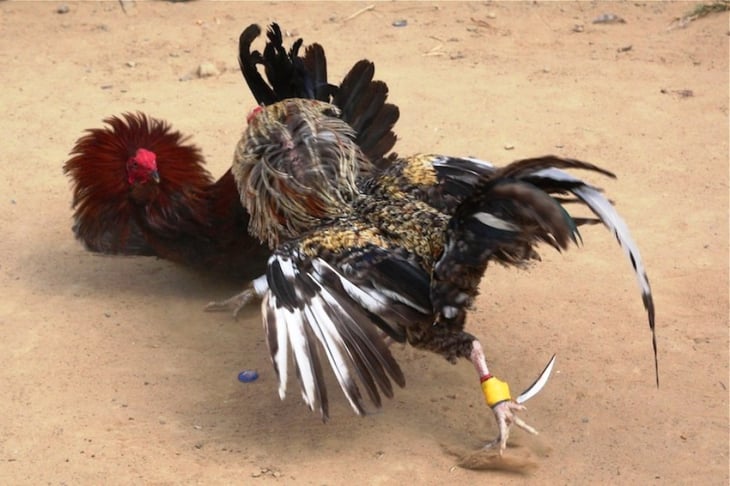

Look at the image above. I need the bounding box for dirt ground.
[1,1,728,484]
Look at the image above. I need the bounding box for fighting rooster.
[225,98,657,452]
[63,112,269,279]
[63,23,398,279]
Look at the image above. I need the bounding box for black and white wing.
[262,241,432,420]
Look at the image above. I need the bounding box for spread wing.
[261,235,434,420]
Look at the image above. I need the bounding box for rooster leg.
[469,340,537,454]
[205,274,268,317]
[204,287,255,317]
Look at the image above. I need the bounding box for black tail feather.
[333,61,400,165]
[303,44,334,101]
[239,23,326,105]
[238,24,277,105]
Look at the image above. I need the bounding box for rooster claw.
[205,275,268,318]
[484,401,538,455]
[205,286,255,318]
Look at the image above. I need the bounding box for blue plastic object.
[238,370,259,383]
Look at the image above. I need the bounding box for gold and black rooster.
[223,98,657,453]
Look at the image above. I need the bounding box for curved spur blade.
[515,354,556,404]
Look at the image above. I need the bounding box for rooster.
[63,112,269,279]
[63,23,399,280]
[224,98,658,452]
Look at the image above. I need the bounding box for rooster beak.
[150,170,160,184]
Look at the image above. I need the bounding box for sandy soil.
[1,1,728,484]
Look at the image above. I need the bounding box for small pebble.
[57,4,70,14]
[126,61,136,68]
[675,89,694,98]
[504,144,515,150]
[392,19,408,27]
[197,62,220,78]
[592,13,626,24]
[660,88,694,98]
[238,370,259,383]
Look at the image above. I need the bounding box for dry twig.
[342,4,375,23]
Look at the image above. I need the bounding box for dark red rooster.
[224,98,658,453]
[64,112,267,279]
[64,23,399,280]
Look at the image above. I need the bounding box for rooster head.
[127,148,160,185]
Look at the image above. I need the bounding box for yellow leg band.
[481,377,512,407]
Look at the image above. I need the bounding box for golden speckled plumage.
[298,223,388,258]
[401,153,439,187]
[294,193,448,272]
[353,194,449,268]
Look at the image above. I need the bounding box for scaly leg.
[469,340,538,454]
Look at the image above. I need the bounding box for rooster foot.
[483,400,537,455]
[205,275,268,318]
[469,340,540,455]
[205,285,256,318]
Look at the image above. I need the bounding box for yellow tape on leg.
[481,377,512,407]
